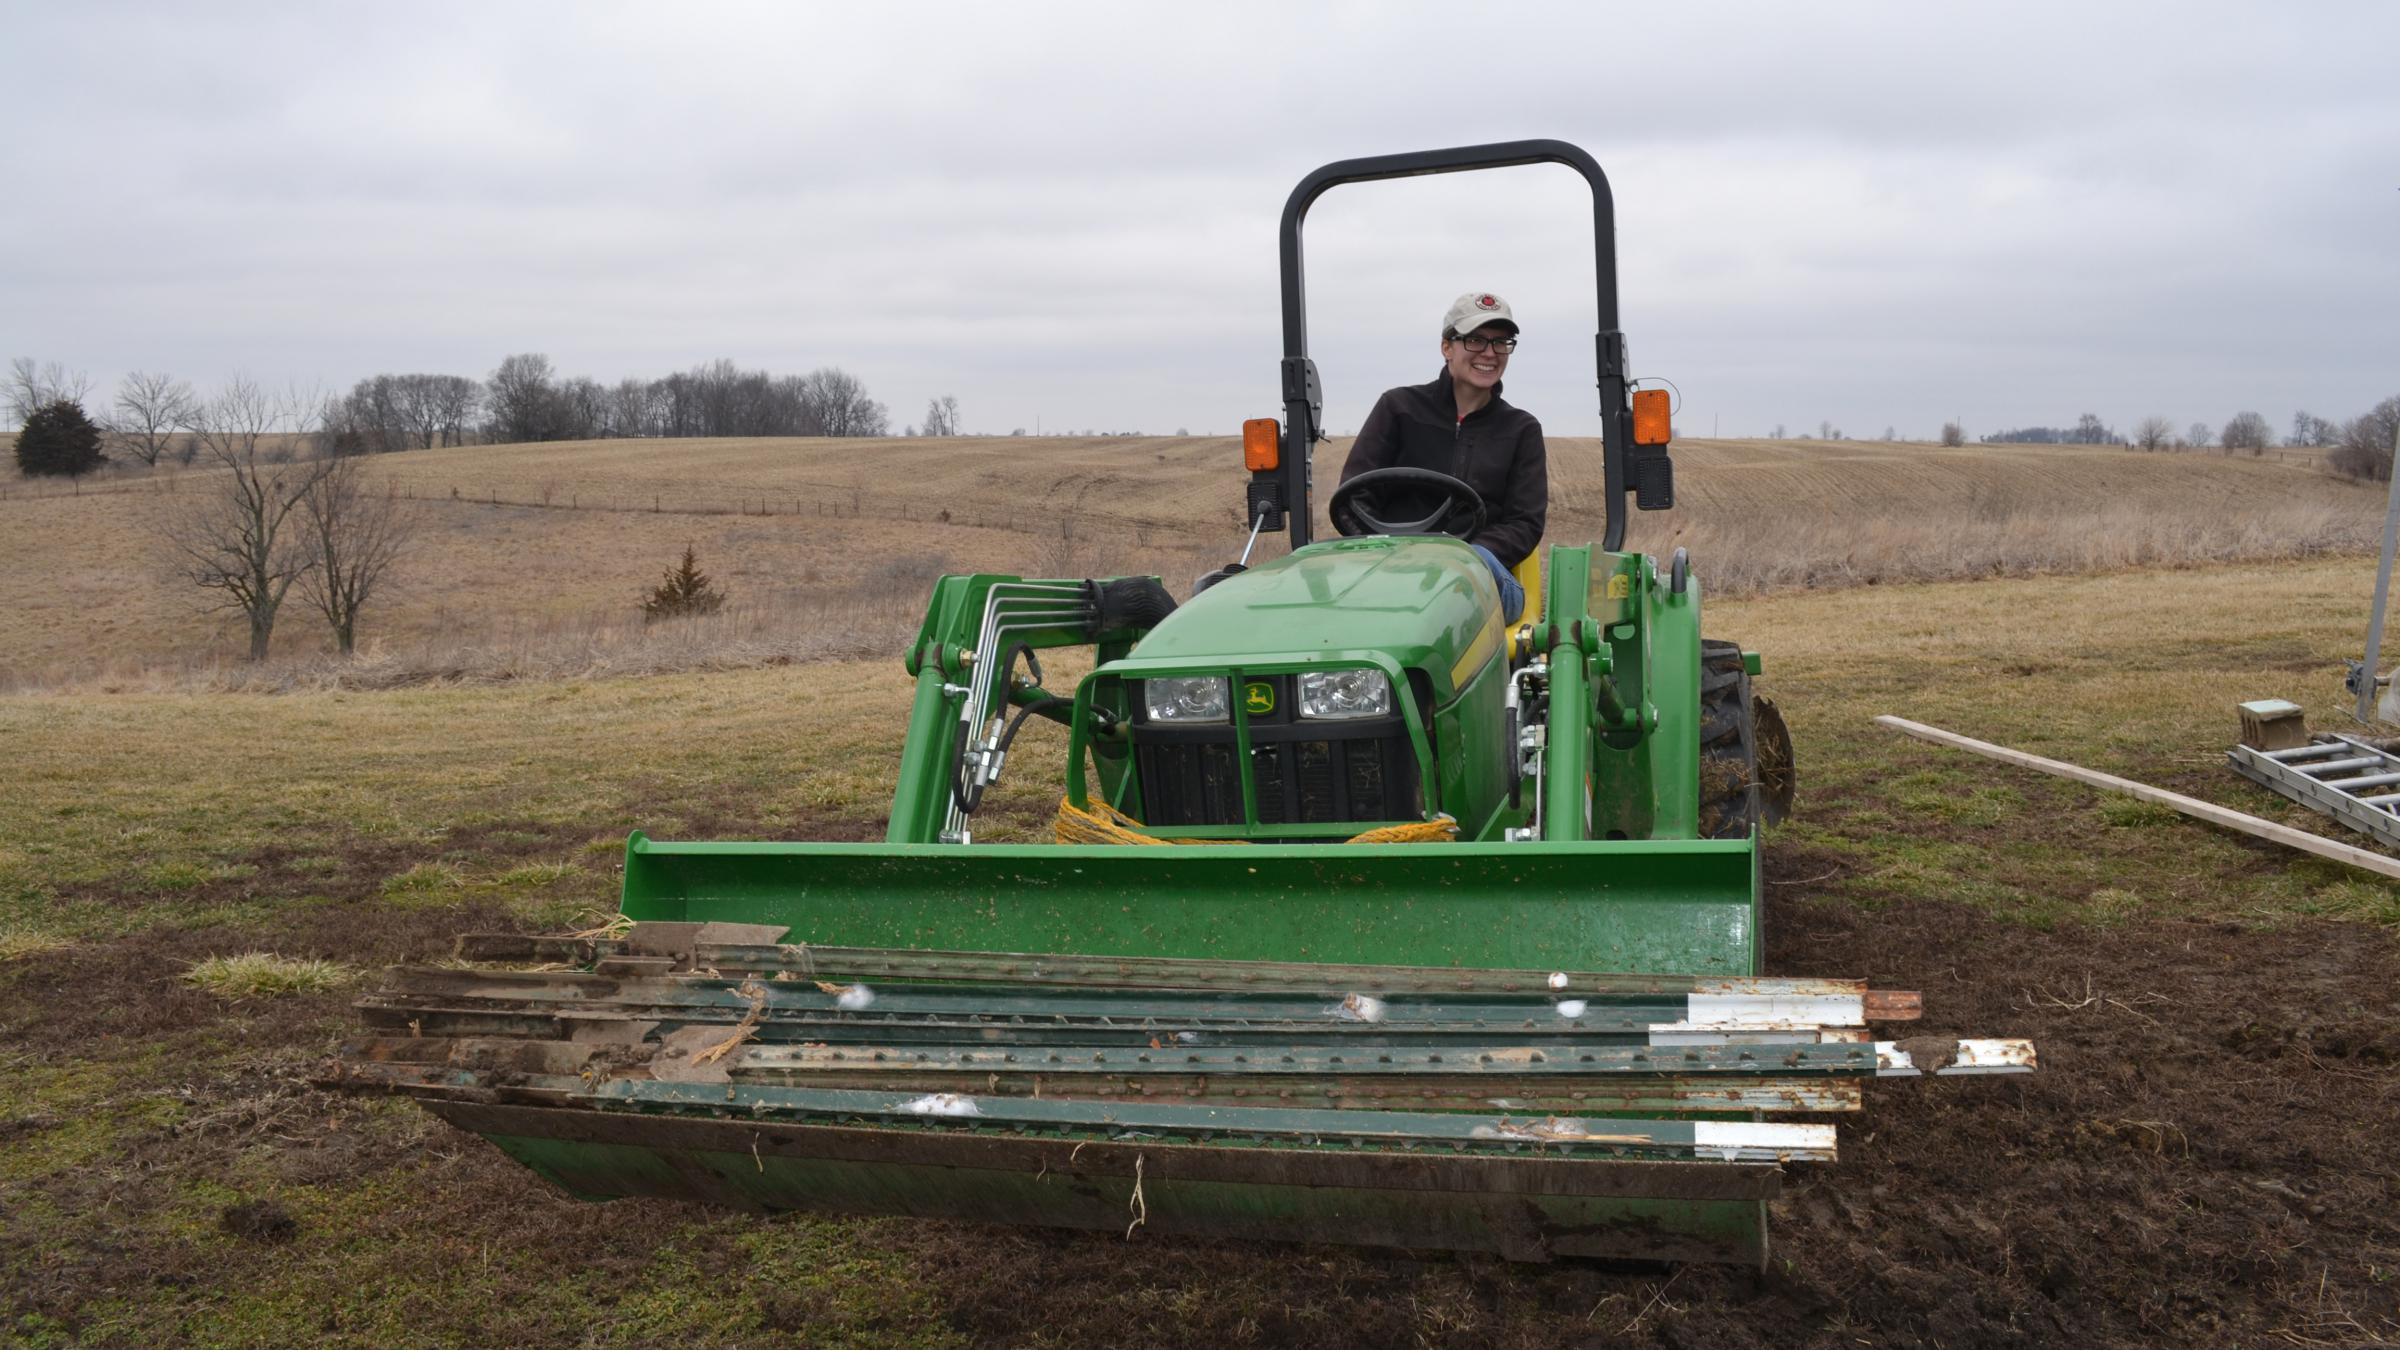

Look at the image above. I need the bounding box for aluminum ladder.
[2228,733,2400,850]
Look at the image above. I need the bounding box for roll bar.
[1249,139,1672,553]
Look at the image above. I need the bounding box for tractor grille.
[1132,675,1419,831]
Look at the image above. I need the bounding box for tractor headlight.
[1145,676,1230,723]
[1299,669,1391,720]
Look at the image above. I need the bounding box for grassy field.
[0,434,2381,685]
[5,540,2399,1344]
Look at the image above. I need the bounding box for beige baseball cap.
[1442,291,1518,339]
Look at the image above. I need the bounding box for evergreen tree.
[642,544,727,622]
[14,399,105,477]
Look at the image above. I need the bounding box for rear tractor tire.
[1697,639,1797,839]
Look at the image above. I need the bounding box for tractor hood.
[1123,536,1502,703]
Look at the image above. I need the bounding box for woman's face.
[1442,324,1514,394]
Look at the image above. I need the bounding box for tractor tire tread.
[1696,639,1762,841]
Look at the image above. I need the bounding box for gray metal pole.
[2356,422,2400,724]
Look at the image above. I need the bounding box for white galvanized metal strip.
[1875,1038,2038,1077]
[1683,992,1864,1028]
[1690,1121,1839,1163]
[1650,1028,1858,1046]
[1934,1038,2038,1075]
[1650,1021,1849,1038]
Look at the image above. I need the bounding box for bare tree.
[556,376,608,439]
[424,375,479,446]
[923,394,960,436]
[487,353,568,443]
[1939,421,1965,447]
[2132,416,2173,452]
[2221,411,2273,454]
[2188,421,2213,450]
[297,455,413,654]
[108,371,198,467]
[8,358,92,427]
[164,379,332,661]
[799,367,889,436]
[611,376,661,437]
[2290,410,2339,447]
[2330,396,2400,481]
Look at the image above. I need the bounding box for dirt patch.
[0,897,524,1050]
[218,1200,297,1245]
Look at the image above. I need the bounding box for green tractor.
[330,141,2025,1266]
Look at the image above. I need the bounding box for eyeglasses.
[1453,334,1518,354]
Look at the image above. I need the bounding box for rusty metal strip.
[330,1053,1862,1115]
[449,932,1913,1009]
[361,966,1878,1036]
[330,1032,1869,1112]
[1863,990,1922,1020]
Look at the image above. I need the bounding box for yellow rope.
[1344,816,1460,844]
[1054,797,1456,846]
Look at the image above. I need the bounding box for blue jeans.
[1470,544,1526,623]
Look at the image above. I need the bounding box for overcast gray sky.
[4,1,2394,442]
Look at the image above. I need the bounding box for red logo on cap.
[1477,294,1498,309]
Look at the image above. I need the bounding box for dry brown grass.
[1593,438,2381,595]
[0,434,2381,688]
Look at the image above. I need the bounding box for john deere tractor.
[330,141,2027,1266]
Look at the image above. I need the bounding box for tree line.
[467,354,901,447]
[6,354,974,666]
[1970,404,2399,461]
[7,355,963,465]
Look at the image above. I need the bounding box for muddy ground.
[4,841,2399,1348]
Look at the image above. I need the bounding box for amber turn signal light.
[1632,389,1671,446]
[1243,418,1281,471]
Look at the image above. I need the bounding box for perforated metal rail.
[321,924,2035,1265]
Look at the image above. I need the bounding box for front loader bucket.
[621,832,1762,976]
[436,1101,1780,1265]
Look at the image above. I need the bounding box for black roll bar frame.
[1251,139,1671,554]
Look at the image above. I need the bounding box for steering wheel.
[1328,467,1487,538]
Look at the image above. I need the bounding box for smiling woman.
[1334,291,1547,622]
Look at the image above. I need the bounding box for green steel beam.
[453,935,1911,1011]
